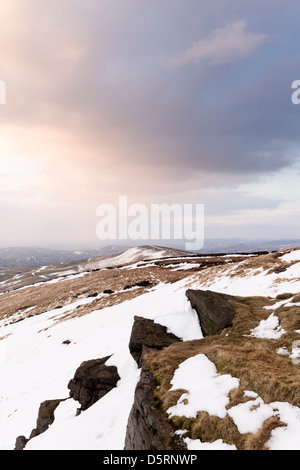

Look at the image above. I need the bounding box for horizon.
[1,1,300,246]
[1,237,300,253]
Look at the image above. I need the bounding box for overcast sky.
[1,0,300,248]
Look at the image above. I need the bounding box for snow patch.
[249,313,286,340]
[167,354,239,419]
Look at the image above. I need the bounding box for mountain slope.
[0,246,300,450]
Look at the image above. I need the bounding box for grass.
[145,293,300,450]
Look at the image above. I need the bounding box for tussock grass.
[145,294,300,450]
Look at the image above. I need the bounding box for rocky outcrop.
[129,316,180,367]
[15,356,120,449]
[123,280,152,290]
[186,289,239,336]
[14,398,66,450]
[68,356,120,412]
[29,399,66,438]
[124,348,186,450]
[125,316,185,450]
[14,435,29,451]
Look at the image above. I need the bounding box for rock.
[62,339,71,345]
[29,399,66,440]
[274,267,287,274]
[103,289,114,294]
[123,280,152,290]
[129,316,180,367]
[124,357,186,450]
[14,435,28,451]
[68,356,120,411]
[125,318,185,449]
[186,289,239,336]
[87,292,98,298]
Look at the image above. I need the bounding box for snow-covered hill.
[1,246,300,450]
[0,245,195,294]
[83,245,196,271]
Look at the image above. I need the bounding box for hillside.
[1,246,300,450]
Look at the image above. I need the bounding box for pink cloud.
[169,20,268,66]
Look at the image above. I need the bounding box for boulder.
[186,289,239,336]
[14,435,28,451]
[29,399,65,439]
[68,356,120,411]
[129,316,180,367]
[274,267,287,274]
[15,398,66,449]
[123,280,152,290]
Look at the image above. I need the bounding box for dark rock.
[129,316,180,367]
[274,266,287,274]
[124,358,186,450]
[124,280,152,290]
[87,292,98,298]
[29,399,66,440]
[68,356,120,411]
[14,398,67,449]
[14,435,28,451]
[186,289,240,336]
[62,339,71,345]
[103,289,114,294]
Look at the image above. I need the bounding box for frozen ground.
[1,247,300,450]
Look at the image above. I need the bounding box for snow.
[196,259,300,297]
[85,246,193,271]
[1,248,300,450]
[0,278,202,450]
[228,397,274,434]
[264,299,289,310]
[249,313,286,340]
[168,354,300,450]
[167,354,239,419]
[276,347,289,356]
[266,402,300,450]
[25,352,140,450]
[279,249,300,263]
[184,437,237,450]
[170,262,201,271]
[290,343,300,363]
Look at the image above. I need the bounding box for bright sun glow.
[0,154,44,190]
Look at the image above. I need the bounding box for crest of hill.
[84,245,195,271]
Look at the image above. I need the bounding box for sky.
[1,0,300,249]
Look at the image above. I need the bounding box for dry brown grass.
[145,293,300,450]
[0,265,191,326]
[291,293,300,303]
[277,304,300,331]
[245,416,286,450]
[190,412,245,449]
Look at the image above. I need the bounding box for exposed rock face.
[125,316,185,450]
[15,356,120,450]
[123,280,152,290]
[14,435,28,451]
[68,356,120,412]
[14,398,65,450]
[186,289,239,336]
[129,316,180,367]
[124,351,186,451]
[29,399,66,438]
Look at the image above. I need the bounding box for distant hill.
[0,245,129,269]
[197,238,300,254]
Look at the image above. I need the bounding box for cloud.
[0,1,299,245]
[169,20,268,67]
